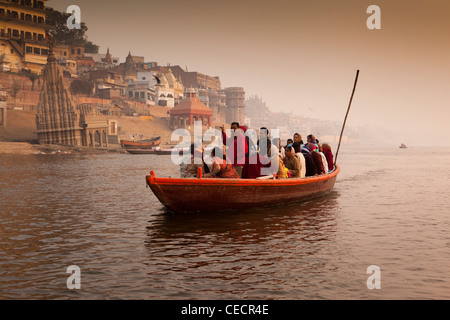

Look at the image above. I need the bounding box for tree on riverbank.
[45,7,99,53]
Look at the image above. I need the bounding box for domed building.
[164,68,184,99]
[154,68,184,107]
[170,88,212,129]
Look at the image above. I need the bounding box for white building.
[154,69,184,107]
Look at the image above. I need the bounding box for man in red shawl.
[221,122,248,178]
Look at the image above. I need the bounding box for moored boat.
[399,143,407,149]
[154,147,191,155]
[120,136,161,149]
[146,166,340,213]
[126,149,158,154]
[126,147,189,155]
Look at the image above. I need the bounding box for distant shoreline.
[0,141,127,155]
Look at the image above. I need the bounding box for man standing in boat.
[221,122,248,178]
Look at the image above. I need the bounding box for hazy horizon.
[51,0,450,146]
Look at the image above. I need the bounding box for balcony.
[0,32,48,47]
[0,11,53,29]
[0,0,46,14]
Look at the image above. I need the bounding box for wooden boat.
[146,166,340,213]
[399,143,407,149]
[120,136,161,149]
[126,149,158,154]
[126,147,188,155]
[145,70,360,214]
[155,148,189,155]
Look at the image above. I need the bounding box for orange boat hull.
[146,166,340,213]
[120,137,161,149]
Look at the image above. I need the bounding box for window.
[12,29,19,37]
[77,49,81,55]
[34,47,40,55]
[26,46,32,54]
[41,49,48,55]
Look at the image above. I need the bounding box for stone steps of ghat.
[0,142,38,154]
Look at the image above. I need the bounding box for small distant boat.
[154,149,177,155]
[126,149,158,155]
[126,147,188,155]
[120,136,161,149]
[399,143,407,149]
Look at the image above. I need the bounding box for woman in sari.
[321,143,334,172]
[204,147,240,179]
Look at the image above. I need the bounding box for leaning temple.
[35,47,108,147]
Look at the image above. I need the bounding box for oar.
[334,70,360,167]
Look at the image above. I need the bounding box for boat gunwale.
[146,165,340,187]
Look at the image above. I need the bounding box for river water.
[1,146,449,300]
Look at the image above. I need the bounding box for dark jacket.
[311,151,325,175]
[303,154,318,177]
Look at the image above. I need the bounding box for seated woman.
[204,147,240,179]
[321,143,334,172]
[180,144,203,178]
[318,144,329,175]
[276,155,287,179]
[292,142,306,178]
[301,146,318,177]
[307,143,325,175]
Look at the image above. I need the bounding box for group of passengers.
[180,122,334,179]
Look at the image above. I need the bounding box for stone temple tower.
[35,46,82,146]
[224,87,245,125]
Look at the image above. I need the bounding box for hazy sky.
[51,0,450,146]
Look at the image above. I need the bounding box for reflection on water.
[1,148,450,299]
[144,192,341,299]
[147,192,339,242]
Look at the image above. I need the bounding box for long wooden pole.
[334,70,360,166]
